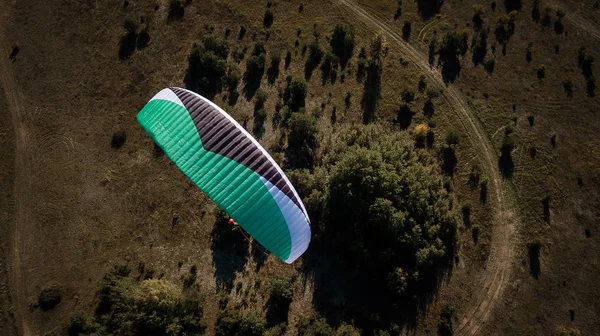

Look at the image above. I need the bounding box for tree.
[438,31,462,82]
[216,309,266,336]
[286,113,318,169]
[330,24,355,68]
[185,36,229,98]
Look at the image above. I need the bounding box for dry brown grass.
[0,0,598,335]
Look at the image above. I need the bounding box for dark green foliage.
[185,36,229,98]
[243,43,267,98]
[527,114,534,126]
[472,29,488,65]
[495,14,516,46]
[168,0,185,21]
[445,130,460,146]
[330,24,355,68]
[263,9,274,27]
[297,314,335,336]
[69,312,101,336]
[80,265,208,336]
[418,75,427,92]
[305,38,324,79]
[38,284,62,311]
[362,34,386,123]
[266,276,294,325]
[438,31,462,82]
[324,125,456,300]
[286,113,318,169]
[321,50,339,84]
[267,52,281,84]
[215,309,266,336]
[284,77,308,112]
[437,303,454,336]
[417,0,444,20]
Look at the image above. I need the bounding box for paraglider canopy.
[136,87,311,263]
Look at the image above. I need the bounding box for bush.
[297,314,335,336]
[527,114,534,126]
[536,64,545,79]
[286,77,308,111]
[168,0,185,21]
[445,130,460,146]
[325,125,457,303]
[286,112,318,169]
[437,303,454,336]
[415,123,430,144]
[587,76,596,97]
[185,36,229,97]
[402,20,412,41]
[330,24,355,68]
[216,309,266,336]
[38,284,62,311]
[480,176,489,203]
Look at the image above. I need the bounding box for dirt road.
[0,0,33,334]
[336,1,517,334]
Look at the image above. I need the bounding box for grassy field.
[0,0,598,335]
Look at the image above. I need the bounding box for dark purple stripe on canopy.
[170,87,305,217]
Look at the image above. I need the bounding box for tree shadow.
[528,243,541,279]
[542,196,551,223]
[396,105,413,129]
[417,0,443,20]
[118,33,137,60]
[498,151,514,177]
[301,237,455,335]
[504,0,522,12]
[267,63,279,85]
[441,146,457,177]
[211,212,249,292]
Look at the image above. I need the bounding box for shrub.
[437,303,454,336]
[286,77,308,111]
[186,36,229,97]
[415,123,430,143]
[297,314,335,336]
[445,130,460,146]
[38,284,62,311]
[418,75,427,92]
[472,224,480,243]
[216,309,266,336]
[286,112,318,169]
[168,0,185,21]
[330,24,355,68]
[527,114,534,126]
[536,64,545,79]
[325,125,457,304]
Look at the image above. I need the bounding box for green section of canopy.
[137,99,292,260]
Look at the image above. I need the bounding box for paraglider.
[136,88,311,263]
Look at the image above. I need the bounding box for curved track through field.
[336,1,517,335]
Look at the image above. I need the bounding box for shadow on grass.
[300,238,455,334]
[211,212,249,292]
